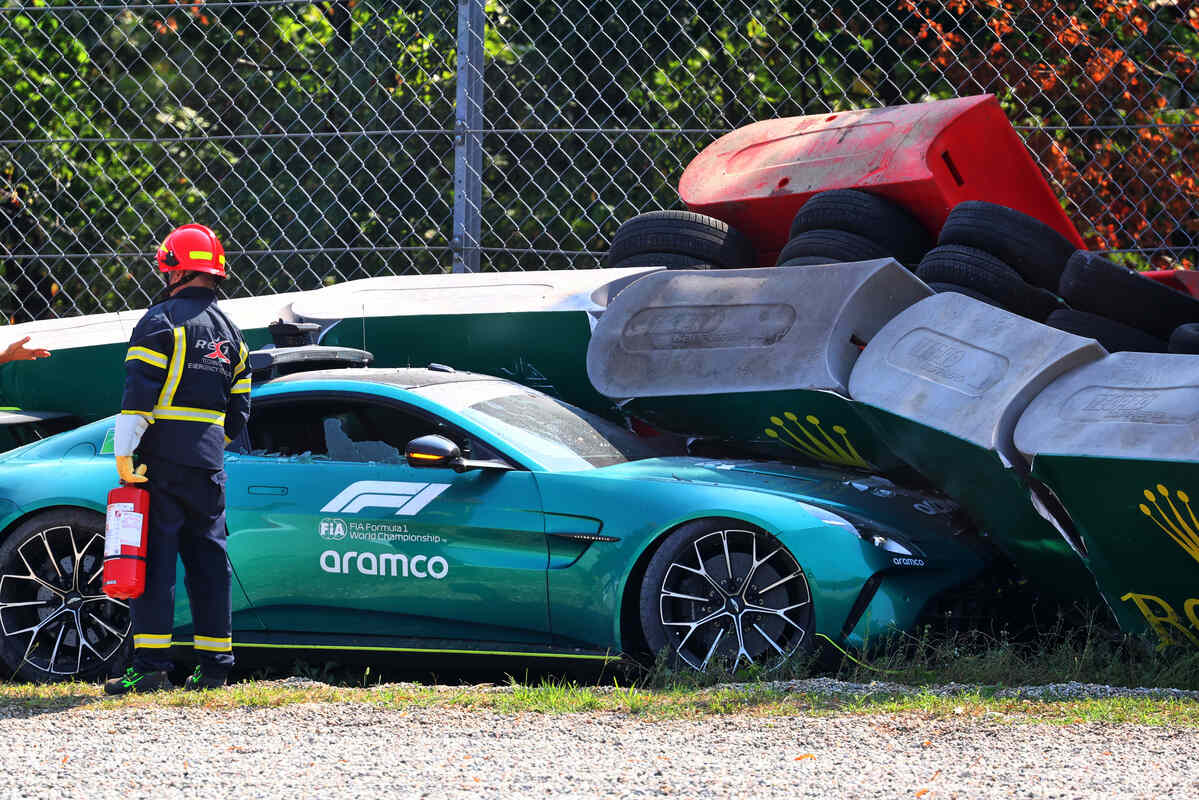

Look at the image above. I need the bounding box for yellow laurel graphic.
[763,412,872,469]
[1139,484,1199,565]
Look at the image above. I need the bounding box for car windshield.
[417,381,666,470]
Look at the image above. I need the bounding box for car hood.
[595,457,976,555]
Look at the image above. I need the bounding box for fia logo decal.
[319,518,348,540]
[321,481,450,516]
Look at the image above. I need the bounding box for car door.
[225,390,551,645]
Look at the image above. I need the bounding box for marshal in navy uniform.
[105,223,250,694]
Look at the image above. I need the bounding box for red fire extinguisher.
[103,482,149,599]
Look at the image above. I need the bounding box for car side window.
[248,399,437,464]
[247,397,500,464]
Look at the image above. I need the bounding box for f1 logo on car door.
[321,481,451,516]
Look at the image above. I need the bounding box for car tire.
[788,189,932,267]
[0,509,131,682]
[916,245,1062,322]
[1046,309,1168,353]
[639,518,813,672]
[1058,251,1199,340]
[926,281,1008,311]
[606,211,757,269]
[1170,323,1199,354]
[775,229,891,267]
[937,201,1076,290]
[609,252,713,270]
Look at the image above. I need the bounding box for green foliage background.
[0,0,1195,319]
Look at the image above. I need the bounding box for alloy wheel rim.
[0,524,130,675]
[659,528,811,671]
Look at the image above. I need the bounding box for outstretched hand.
[0,336,51,364]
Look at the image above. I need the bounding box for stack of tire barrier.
[586,263,1199,639]
[1055,251,1199,355]
[605,210,757,270]
[915,201,1069,323]
[772,190,932,270]
[611,192,1199,354]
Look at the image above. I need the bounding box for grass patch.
[1,678,1196,726]
[2,620,1196,725]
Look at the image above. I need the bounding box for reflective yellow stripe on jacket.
[156,327,187,409]
[153,405,226,425]
[125,346,168,370]
[233,341,249,378]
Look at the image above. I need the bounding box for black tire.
[1046,309,1168,353]
[1058,251,1199,339]
[916,245,1062,322]
[1170,323,1199,355]
[607,211,756,269]
[609,252,713,270]
[639,518,813,672]
[926,281,1008,311]
[775,229,891,267]
[0,509,131,682]
[938,201,1076,290]
[788,189,933,267]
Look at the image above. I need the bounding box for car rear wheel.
[0,510,130,682]
[639,519,812,671]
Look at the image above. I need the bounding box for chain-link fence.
[1,0,1195,321]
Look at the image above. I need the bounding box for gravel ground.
[2,697,1198,799]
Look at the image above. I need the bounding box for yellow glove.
[116,456,148,484]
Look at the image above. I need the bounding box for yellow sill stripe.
[133,633,172,649]
[189,250,213,261]
[125,346,168,369]
[166,641,619,661]
[153,405,225,425]
[231,377,251,394]
[156,327,186,411]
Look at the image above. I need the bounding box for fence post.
[452,0,485,273]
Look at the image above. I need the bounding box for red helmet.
[156,223,227,278]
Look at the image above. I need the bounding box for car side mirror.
[405,434,515,474]
[406,434,461,469]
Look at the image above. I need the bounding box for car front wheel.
[639,519,813,671]
[0,510,131,682]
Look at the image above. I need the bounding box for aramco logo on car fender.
[320,550,448,579]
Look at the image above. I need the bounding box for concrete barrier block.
[586,260,932,399]
[849,292,1106,469]
[1015,352,1199,463]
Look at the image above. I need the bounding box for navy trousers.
[129,459,234,674]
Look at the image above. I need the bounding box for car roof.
[262,366,506,391]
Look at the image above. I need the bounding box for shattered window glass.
[462,391,661,470]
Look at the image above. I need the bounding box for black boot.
[183,665,228,691]
[104,667,173,695]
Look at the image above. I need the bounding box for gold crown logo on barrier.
[1139,485,1199,565]
[764,412,872,470]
